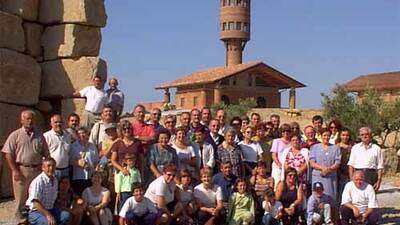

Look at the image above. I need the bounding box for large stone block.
[40,57,107,98]
[0,0,39,21]
[0,11,25,52]
[39,0,107,27]
[0,48,41,105]
[0,103,45,146]
[23,22,43,58]
[61,98,86,121]
[42,24,101,60]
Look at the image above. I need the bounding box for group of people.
[1,76,384,225]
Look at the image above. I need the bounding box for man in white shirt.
[26,158,71,225]
[340,170,379,225]
[44,114,71,180]
[348,127,384,191]
[73,76,107,129]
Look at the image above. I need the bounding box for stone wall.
[0,0,107,198]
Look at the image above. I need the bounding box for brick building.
[343,71,400,102]
[145,0,305,110]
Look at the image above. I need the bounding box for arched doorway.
[221,95,230,105]
[256,96,266,108]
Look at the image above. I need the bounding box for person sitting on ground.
[56,177,86,225]
[175,169,196,225]
[213,161,238,208]
[227,178,255,225]
[306,182,334,225]
[26,158,71,225]
[115,153,142,213]
[275,168,305,225]
[82,171,113,225]
[145,163,181,224]
[340,170,380,225]
[194,167,225,225]
[118,182,159,225]
[262,189,283,225]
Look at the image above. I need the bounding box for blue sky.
[100,0,400,111]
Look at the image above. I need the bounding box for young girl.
[175,169,195,225]
[262,189,283,225]
[250,161,274,203]
[55,177,86,225]
[227,179,255,225]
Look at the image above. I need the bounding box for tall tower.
[220,0,251,67]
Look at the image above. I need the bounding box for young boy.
[115,153,142,212]
[119,182,159,225]
[306,182,334,225]
[212,161,237,207]
[262,189,283,225]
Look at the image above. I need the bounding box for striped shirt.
[26,172,58,210]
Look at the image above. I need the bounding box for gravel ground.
[1,178,399,225]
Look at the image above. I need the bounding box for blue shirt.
[306,193,334,225]
[212,172,237,202]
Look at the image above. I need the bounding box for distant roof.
[156,61,305,89]
[343,71,400,92]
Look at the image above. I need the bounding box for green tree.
[211,98,257,122]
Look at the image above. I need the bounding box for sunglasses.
[165,173,176,177]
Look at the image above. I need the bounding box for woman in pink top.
[270,124,292,189]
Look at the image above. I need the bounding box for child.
[118,182,159,225]
[250,161,274,203]
[262,189,283,225]
[115,153,142,212]
[306,182,334,225]
[227,178,255,225]
[175,169,195,225]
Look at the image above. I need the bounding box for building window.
[193,97,198,106]
[221,95,230,105]
[243,0,248,7]
[229,22,235,30]
[221,0,226,6]
[248,74,252,86]
[257,97,267,108]
[232,76,237,86]
[222,22,227,31]
[180,98,185,107]
[243,23,248,32]
[236,22,242,30]
[228,0,234,6]
[237,0,242,6]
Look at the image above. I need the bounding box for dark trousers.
[118,192,132,213]
[340,205,379,225]
[126,210,157,225]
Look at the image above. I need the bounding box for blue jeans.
[263,214,280,225]
[126,210,158,225]
[118,192,132,212]
[28,207,71,225]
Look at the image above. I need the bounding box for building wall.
[175,89,206,109]
[357,90,400,103]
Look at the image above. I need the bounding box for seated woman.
[148,129,179,179]
[145,163,181,224]
[194,167,225,225]
[55,177,86,225]
[175,169,196,225]
[275,168,305,225]
[82,172,113,225]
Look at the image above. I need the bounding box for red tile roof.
[343,71,400,92]
[156,61,305,89]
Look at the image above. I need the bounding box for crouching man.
[119,183,159,225]
[340,170,380,225]
[26,158,71,225]
[306,182,334,225]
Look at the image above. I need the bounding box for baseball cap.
[313,182,324,191]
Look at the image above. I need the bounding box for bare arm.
[150,163,162,178]
[94,190,110,211]
[275,181,283,201]
[348,165,355,179]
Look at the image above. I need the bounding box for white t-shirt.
[238,141,263,163]
[82,187,110,206]
[193,183,223,208]
[44,129,71,168]
[145,176,176,205]
[172,143,196,171]
[262,200,283,217]
[119,196,158,218]
[341,181,378,214]
[80,86,107,114]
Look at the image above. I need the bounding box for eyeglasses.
[165,121,175,124]
[165,173,176,177]
[232,123,240,126]
[360,133,369,136]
